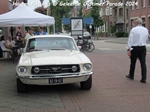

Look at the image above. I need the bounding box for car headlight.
[18,66,27,74]
[83,63,92,71]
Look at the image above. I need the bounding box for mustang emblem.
[50,67,62,72]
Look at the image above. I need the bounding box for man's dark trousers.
[129,46,147,80]
[0,47,3,58]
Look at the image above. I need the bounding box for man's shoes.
[140,80,146,83]
[125,75,134,80]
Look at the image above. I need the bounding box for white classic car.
[16,35,93,93]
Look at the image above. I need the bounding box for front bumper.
[16,72,93,85]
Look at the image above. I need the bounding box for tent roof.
[0,2,55,26]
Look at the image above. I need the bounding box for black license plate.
[49,78,63,84]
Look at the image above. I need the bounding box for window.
[142,18,145,27]
[134,0,138,9]
[23,0,27,3]
[105,7,109,15]
[142,0,145,7]
[27,37,77,52]
[110,7,112,15]
[119,8,123,17]
[126,23,128,32]
[149,17,150,32]
[131,19,134,28]
[99,9,102,17]
[102,23,106,32]
[114,9,117,17]
[131,0,134,10]
[102,0,107,2]
[126,9,128,19]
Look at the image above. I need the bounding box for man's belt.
[132,46,145,48]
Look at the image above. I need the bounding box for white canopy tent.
[0,2,55,32]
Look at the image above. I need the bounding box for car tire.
[80,75,92,90]
[17,78,28,93]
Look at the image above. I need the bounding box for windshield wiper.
[27,47,43,52]
[32,49,42,51]
[49,48,66,50]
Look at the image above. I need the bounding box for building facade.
[0,0,12,37]
[113,0,129,32]
[99,0,150,36]
[0,0,27,37]
[0,0,9,14]
[129,0,150,32]
[99,0,113,36]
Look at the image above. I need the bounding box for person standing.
[16,28,22,40]
[36,26,47,35]
[126,17,149,83]
[24,27,34,42]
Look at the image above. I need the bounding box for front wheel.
[87,43,95,52]
[80,75,92,90]
[17,78,28,93]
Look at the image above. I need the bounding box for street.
[1,38,150,112]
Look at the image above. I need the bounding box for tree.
[90,0,104,36]
[49,0,73,32]
[78,0,86,17]
[91,0,104,26]
[34,6,47,15]
[84,12,91,18]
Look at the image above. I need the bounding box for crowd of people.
[0,26,47,58]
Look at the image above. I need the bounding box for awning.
[116,19,124,24]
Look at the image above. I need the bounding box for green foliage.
[98,30,102,35]
[110,25,116,33]
[115,31,125,37]
[63,24,71,31]
[34,6,47,15]
[94,30,102,37]
[124,32,129,37]
[91,0,104,26]
[78,0,86,17]
[49,0,73,32]
[85,12,91,18]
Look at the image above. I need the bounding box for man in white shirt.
[126,17,149,83]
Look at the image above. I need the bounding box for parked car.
[68,31,91,39]
[16,35,93,93]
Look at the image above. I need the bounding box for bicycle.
[77,36,95,52]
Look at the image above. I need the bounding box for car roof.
[30,35,73,39]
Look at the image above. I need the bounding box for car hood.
[19,50,91,66]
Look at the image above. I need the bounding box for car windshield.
[26,37,78,52]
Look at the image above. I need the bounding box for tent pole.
[47,26,49,34]
[53,24,55,34]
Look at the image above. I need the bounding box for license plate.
[49,78,63,84]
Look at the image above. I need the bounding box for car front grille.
[31,64,80,74]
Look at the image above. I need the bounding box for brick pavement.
[0,42,150,112]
